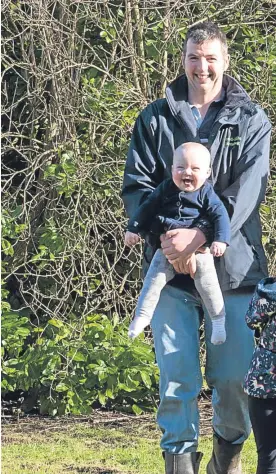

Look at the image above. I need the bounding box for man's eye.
[193,167,200,171]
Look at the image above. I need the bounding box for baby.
[125,142,231,345]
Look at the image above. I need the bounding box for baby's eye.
[192,167,200,171]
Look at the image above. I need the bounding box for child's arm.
[210,241,227,257]
[127,180,167,234]
[203,184,231,249]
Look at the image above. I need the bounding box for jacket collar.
[165,73,254,128]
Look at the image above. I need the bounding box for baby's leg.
[128,249,175,338]
[194,253,226,345]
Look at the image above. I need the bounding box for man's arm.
[122,106,162,219]
[204,185,231,245]
[220,109,271,235]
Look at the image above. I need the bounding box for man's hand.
[210,241,227,257]
[160,228,206,262]
[124,231,141,247]
[160,228,207,278]
[172,253,197,278]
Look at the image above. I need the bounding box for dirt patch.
[2,394,213,445]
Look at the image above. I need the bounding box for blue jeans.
[151,284,255,453]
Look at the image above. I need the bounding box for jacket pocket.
[224,229,259,283]
[242,218,268,275]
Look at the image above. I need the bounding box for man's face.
[172,147,211,192]
[183,38,229,95]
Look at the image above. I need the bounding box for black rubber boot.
[164,452,203,474]
[207,434,243,474]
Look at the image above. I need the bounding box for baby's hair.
[173,142,211,166]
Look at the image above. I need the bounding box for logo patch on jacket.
[225,136,241,147]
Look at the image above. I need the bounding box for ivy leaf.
[132,404,143,415]
[48,319,64,328]
[70,351,86,362]
[16,327,30,337]
[55,383,70,392]
[140,371,152,389]
[2,239,14,256]
[98,392,106,406]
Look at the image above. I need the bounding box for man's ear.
[224,53,230,71]
[181,52,185,68]
[207,167,212,178]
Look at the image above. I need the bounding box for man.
[122,22,271,474]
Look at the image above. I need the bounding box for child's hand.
[124,231,141,248]
[210,241,227,257]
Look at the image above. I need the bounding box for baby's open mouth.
[183,178,193,185]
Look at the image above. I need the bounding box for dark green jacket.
[122,74,271,291]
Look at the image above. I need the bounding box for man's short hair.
[182,21,228,56]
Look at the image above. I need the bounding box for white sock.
[128,316,151,339]
[211,316,226,345]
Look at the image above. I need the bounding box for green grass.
[2,416,257,474]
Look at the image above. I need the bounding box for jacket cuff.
[193,219,213,246]
[127,220,142,234]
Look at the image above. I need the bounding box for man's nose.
[198,57,208,72]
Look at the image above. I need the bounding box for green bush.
[2,308,158,415]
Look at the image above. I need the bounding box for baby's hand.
[210,241,227,257]
[124,231,141,248]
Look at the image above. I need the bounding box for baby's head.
[172,142,211,192]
